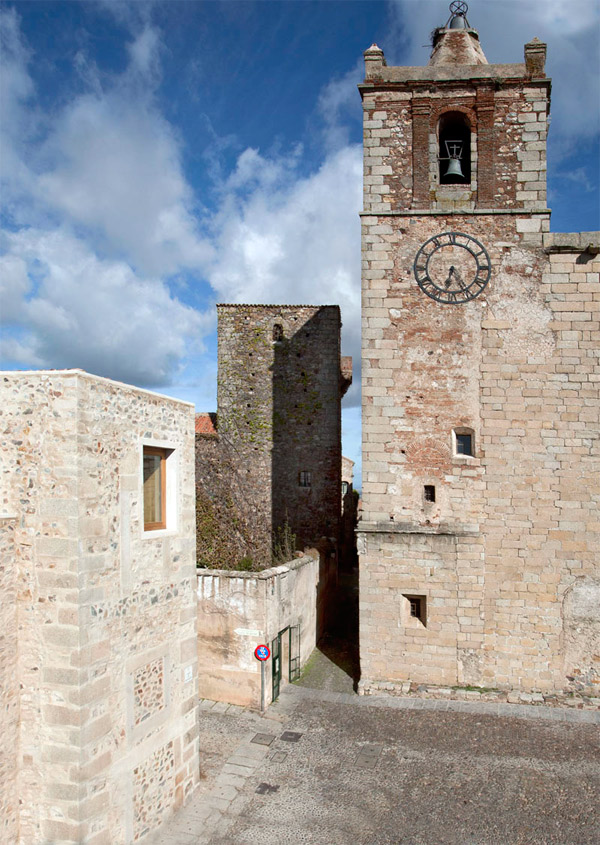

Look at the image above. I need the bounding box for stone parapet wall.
[0,370,198,844]
[197,550,335,708]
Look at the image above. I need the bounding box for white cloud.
[37,91,213,276]
[556,166,595,193]
[317,59,363,152]
[0,10,213,386]
[33,22,213,278]
[208,143,363,406]
[388,0,600,147]
[1,228,210,385]
[127,25,161,79]
[0,8,39,218]
[0,254,31,322]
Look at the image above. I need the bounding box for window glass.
[456,433,473,455]
[143,448,165,529]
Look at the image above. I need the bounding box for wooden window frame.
[143,446,167,531]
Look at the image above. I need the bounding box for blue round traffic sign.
[254,644,270,661]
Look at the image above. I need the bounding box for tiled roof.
[195,412,218,436]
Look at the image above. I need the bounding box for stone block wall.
[217,305,347,559]
[0,517,19,844]
[359,229,600,695]
[0,370,198,844]
[197,551,334,707]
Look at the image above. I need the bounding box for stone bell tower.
[358,3,600,696]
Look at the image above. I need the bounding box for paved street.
[154,682,600,845]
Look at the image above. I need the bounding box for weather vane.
[447,1,471,29]
[449,1,468,15]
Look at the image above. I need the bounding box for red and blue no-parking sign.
[254,644,270,661]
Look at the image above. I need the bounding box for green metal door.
[289,625,300,682]
[271,634,281,702]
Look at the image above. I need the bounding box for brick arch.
[430,104,478,133]
[405,437,452,473]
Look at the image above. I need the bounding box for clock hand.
[444,265,456,288]
[446,265,469,291]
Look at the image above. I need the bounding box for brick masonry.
[358,23,600,696]
[0,370,198,844]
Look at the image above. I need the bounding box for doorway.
[271,625,300,702]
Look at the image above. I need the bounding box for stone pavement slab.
[151,684,600,845]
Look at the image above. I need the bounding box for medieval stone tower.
[358,3,599,695]
[217,304,352,560]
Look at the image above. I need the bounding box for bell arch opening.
[439,111,471,185]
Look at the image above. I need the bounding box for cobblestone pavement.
[152,684,600,845]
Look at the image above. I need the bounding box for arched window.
[273,323,283,342]
[439,112,471,184]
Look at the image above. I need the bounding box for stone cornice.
[359,209,551,217]
[357,520,480,537]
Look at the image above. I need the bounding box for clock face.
[413,232,491,304]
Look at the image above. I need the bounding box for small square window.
[424,485,436,503]
[456,433,473,455]
[143,447,167,530]
[299,471,311,488]
[403,594,427,626]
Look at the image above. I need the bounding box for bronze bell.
[444,157,464,178]
[443,139,464,179]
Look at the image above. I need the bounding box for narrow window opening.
[143,447,167,530]
[299,471,312,488]
[273,323,283,342]
[424,485,436,503]
[439,112,471,184]
[403,594,427,626]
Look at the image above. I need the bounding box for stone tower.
[358,4,599,695]
[217,304,352,561]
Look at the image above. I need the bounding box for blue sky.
[1,0,599,488]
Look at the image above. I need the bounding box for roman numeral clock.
[413,232,491,304]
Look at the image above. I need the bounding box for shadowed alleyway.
[296,568,360,694]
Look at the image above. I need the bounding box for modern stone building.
[358,5,599,696]
[214,304,352,561]
[0,370,198,844]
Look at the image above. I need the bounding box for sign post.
[254,644,271,714]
